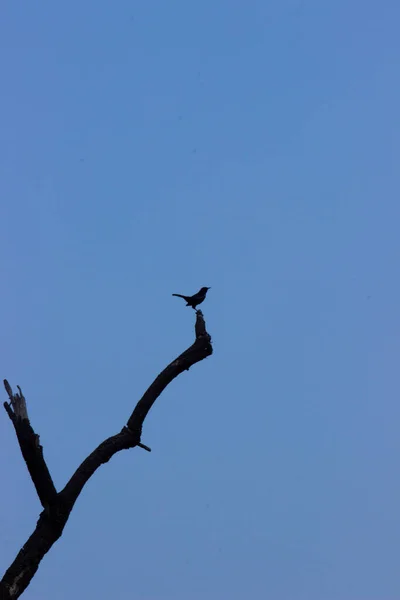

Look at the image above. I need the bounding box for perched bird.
[172,287,211,310]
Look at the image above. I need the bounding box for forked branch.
[1,310,212,600]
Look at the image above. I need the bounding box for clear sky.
[1,1,400,599]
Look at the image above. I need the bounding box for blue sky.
[1,1,400,598]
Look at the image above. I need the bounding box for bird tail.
[172,293,189,301]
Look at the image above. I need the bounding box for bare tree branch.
[1,310,212,600]
[3,383,57,509]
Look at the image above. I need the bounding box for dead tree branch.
[0,310,212,600]
[3,382,57,509]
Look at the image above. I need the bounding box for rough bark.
[1,310,212,600]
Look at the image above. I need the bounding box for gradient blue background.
[1,1,400,598]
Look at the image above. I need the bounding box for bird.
[172,287,211,310]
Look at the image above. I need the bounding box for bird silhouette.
[172,287,211,310]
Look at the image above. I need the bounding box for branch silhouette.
[1,310,212,600]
